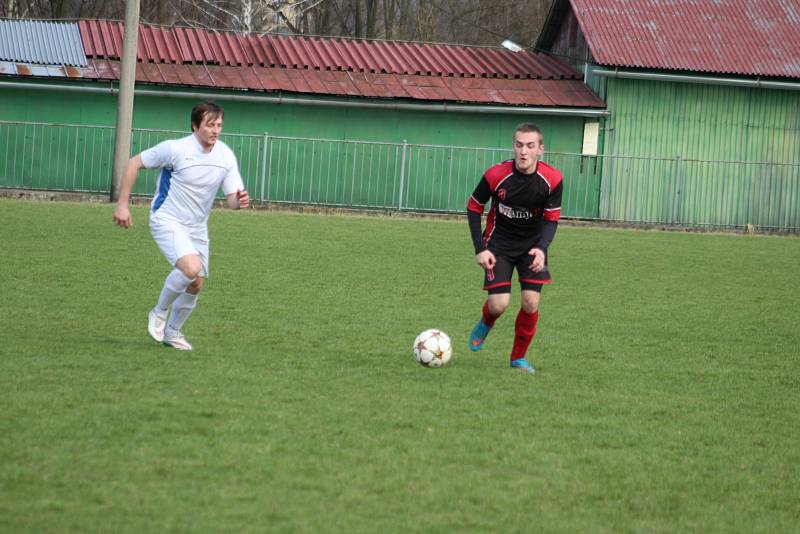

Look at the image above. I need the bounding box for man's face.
[193,112,223,150]
[513,130,544,174]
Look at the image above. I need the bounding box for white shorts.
[150,219,210,277]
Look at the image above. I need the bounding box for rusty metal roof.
[0,19,605,108]
[79,20,579,79]
[544,0,800,79]
[74,58,603,107]
[0,19,86,66]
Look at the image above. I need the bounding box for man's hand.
[236,189,250,209]
[475,249,496,271]
[113,204,132,229]
[528,248,546,272]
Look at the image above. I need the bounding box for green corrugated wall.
[0,83,586,150]
[601,77,800,228]
[4,77,798,229]
[0,80,600,217]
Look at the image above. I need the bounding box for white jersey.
[141,134,244,228]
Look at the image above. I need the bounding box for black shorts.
[483,251,552,294]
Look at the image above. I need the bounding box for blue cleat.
[511,358,536,374]
[469,318,491,352]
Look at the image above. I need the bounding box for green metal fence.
[599,153,800,230]
[0,121,115,192]
[1,120,798,231]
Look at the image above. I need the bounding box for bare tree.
[386,0,414,40]
[415,0,435,42]
[142,0,286,33]
[1,0,553,47]
[1,0,122,19]
[361,0,378,38]
[296,0,549,46]
[431,0,551,47]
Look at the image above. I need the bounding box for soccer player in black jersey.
[466,123,563,373]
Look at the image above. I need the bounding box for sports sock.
[167,292,198,332]
[481,301,501,328]
[156,269,195,313]
[510,309,539,361]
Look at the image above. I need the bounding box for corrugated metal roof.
[0,19,86,66]
[566,0,800,78]
[79,20,580,80]
[75,59,604,107]
[0,60,84,77]
[0,19,605,108]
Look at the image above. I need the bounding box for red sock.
[511,309,539,361]
[482,301,501,328]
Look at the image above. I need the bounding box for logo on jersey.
[497,188,506,201]
[498,202,533,220]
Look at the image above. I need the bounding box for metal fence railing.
[1,120,798,231]
[0,120,115,192]
[599,153,800,230]
[120,129,606,219]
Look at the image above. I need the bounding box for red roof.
[555,0,800,79]
[73,20,604,108]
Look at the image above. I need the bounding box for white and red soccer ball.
[413,329,453,368]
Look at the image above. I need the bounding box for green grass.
[1,198,799,533]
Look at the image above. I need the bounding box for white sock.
[156,269,195,313]
[167,292,198,332]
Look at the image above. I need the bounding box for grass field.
[1,198,799,533]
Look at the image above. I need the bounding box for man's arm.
[221,152,248,210]
[467,210,485,253]
[225,189,250,209]
[534,178,563,251]
[528,177,563,272]
[468,210,496,270]
[467,176,492,252]
[113,154,144,229]
[535,220,558,251]
[467,176,496,270]
[528,221,557,272]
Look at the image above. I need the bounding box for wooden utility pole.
[110,0,141,201]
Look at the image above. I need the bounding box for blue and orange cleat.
[510,358,536,374]
[469,318,491,352]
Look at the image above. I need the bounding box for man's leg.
[470,256,513,351]
[510,288,541,373]
[168,276,203,332]
[162,255,203,351]
[148,254,202,342]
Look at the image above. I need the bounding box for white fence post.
[260,131,269,203]
[398,139,407,210]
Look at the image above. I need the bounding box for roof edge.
[0,78,610,115]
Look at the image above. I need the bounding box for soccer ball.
[413,329,453,368]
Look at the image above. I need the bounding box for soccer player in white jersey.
[113,101,250,350]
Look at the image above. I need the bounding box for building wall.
[0,81,587,152]
[0,80,601,217]
[605,77,800,161]
[601,77,800,228]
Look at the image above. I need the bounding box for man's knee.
[176,254,202,280]
[487,294,510,316]
[187,277,205,294]
[521,292,540,314]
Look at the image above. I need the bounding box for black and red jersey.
[467,159,563,256]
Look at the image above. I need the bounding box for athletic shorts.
[150,219,210,278]
[483,251,552,294]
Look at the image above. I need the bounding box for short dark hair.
[191,101,224,131]
[514,122,543,142]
